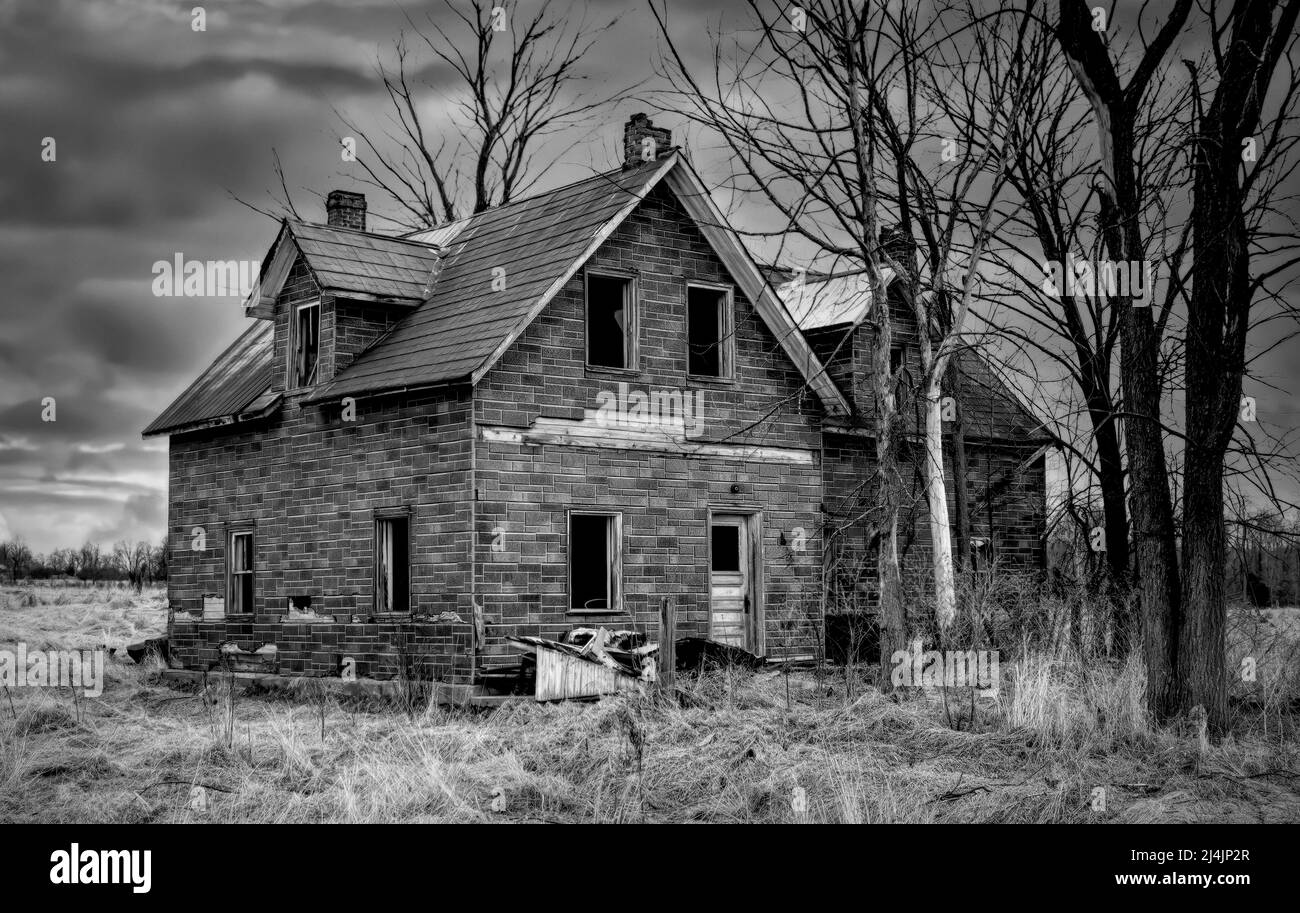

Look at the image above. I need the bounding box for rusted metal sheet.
[533,642,645,702]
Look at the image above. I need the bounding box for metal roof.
[145,153,854,435]
[288,222,442,303]
[142,321,275,436]
[307,159,673,402]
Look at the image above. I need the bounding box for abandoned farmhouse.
[143,116,1048,692]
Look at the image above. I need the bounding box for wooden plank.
[659,596,676,698]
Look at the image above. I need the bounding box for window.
[375,515,410,613]
[290,301,320,387]
[711,523,741,572]
[687,284,733,378]
[228,531,254,614]
[586,273,635,370]
[889,346,903,375]
[569,512,621,611]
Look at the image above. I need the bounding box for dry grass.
[1,585,1298,823]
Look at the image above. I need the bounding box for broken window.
[687,284,733,378]
[711,523,741,573]
[228,531,254,614]
[290,301,320,387]
[375,515,410,613]
[586,273,635,369]
[569,512,621,611]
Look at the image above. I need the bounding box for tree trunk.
[925,380,957,632]
[1179,448,1229,730]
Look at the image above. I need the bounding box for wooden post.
[659,596,676,699]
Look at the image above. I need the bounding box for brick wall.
[167,255,476,681]
[473,181,825,661]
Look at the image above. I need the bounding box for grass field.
[2,585,1298,823]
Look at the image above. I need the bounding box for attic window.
[586,272,636,370]
[569,512,622,612]
[687,284,733,378]
[290,301,320,387]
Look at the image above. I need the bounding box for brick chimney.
[623,113,672,169]
[326,190,366,231]
[879,224,917,276]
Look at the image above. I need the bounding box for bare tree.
[650,0,1045,661]
[113,540,153,594]
[338,0,627,231]
[77,540,101,584]
[0,538,32,583]
[1052,0,1194,721]
[1177,0,1300,732]
[651,0,913,670]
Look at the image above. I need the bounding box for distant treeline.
[0,537,166,592]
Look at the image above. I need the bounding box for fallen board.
[533,642,646,701]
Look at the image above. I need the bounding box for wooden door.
[709,514,752,648]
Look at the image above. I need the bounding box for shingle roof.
[142,322,275,436]
[306,159,671,401]
[145,152,852,436]
[952,349,1049,442]
[287,222,442,303]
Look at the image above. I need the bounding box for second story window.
[586,272,636,370]
[687,284,734,378]
[290,301,320,387]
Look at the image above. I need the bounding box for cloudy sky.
[0,0,1296,554]
[0,0,719,553]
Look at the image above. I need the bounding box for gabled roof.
[290,222,443,303]
[307,158,675,400]
[951,349,1049,442]
[306,153,850,416]
[146,152,852,438]
[246,221,442,313]
[142,322,277,437]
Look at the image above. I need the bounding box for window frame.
[226,528,255,616]
[374,509,412,615]
[566,510,623,613]
[288,299,322,389]
[685,281,735,380]
[583,269,639,373]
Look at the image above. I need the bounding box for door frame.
[707,508,764,654]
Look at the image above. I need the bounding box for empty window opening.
[291,301,320,387]
[375,515,410,613]
[570,513,621,610]
[586,274,633,369]
[711,524,741,572]
[688,285,732,377]
[228,531,254,614]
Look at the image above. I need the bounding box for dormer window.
[290,301,320,388]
